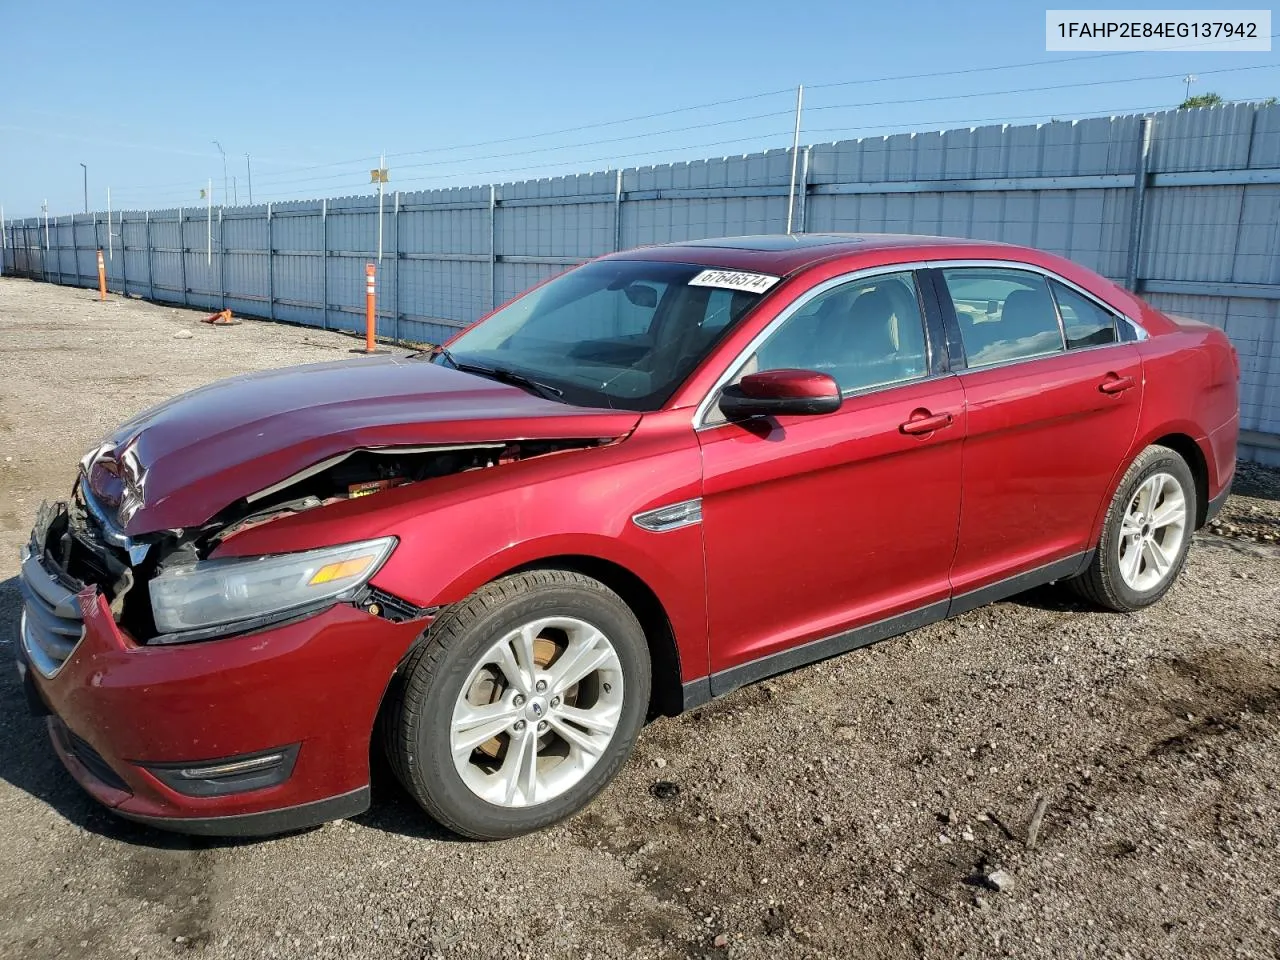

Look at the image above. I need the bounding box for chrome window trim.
[927,259,1148,344]
[693,261,939,430]
[692,257,1148,428]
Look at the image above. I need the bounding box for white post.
[43,199,50,249]
[785,84,805,235]
[377,150,385,264]
[207,177,212,266]
[1,205,6,278]
[107,188,113,261]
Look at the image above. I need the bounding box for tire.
[381,569,650,840]
[1072,444,1197,612]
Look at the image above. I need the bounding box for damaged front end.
[25,438,604,659]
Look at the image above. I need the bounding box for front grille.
[52,720,131,793]
[19,547,85,678]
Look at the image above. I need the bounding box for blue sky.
[1,0,1276,217]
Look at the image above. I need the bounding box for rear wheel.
[382,570,650,839]
[1072,445,1195,612]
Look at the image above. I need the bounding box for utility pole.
[785,84,805,234]
[233,176,238,205]
[1183,74,1197,102]
[371,152,389,263]
[79,163,88,213]
[245,153,253,205]
[212,140,228,204]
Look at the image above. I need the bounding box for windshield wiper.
[429,345,459,368]
[452,361,565,401]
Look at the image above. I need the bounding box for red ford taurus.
[18,234,1239,839]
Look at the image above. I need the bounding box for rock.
[653,757,667,768]
[173,329,193,339]
[834,725,858,740]
[713,933,730,948]
[649,780,680,801]
[962,828,976,842]
[985,869,1015,892]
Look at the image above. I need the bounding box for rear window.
[941,268,1065,368]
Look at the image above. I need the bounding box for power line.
[809,30,1280,91]
[86,54,1280,209]
[808,61,1280,114]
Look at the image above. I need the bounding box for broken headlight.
[149,537,396,637]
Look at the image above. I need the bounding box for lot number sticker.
[689,269,780,294]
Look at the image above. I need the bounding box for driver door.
[697,269,965,692]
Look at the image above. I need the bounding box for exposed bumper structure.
[18,542,427,835]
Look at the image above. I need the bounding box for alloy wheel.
[449,616,624,808]
[1116,471,1188,592]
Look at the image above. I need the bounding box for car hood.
[85,355,641,535]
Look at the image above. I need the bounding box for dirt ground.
[1,277,1278,960]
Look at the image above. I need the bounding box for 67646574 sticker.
[688,269,781,294]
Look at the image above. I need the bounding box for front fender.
[213,412,710,683]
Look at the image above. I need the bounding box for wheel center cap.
[525,697,548,720]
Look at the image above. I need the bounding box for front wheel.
[382,570,651,839]
[1072,445,1196,612]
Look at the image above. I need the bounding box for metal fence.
[3,103,1279,463]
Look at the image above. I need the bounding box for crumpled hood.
[86,355,640,535]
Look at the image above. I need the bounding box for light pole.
[245,153,253,205]
[212,140,228,204]
[79,163,88,213]
[1183,74,1198,103]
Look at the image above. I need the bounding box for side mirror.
[718,369,842,420]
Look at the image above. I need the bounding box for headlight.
[149,537,396,637]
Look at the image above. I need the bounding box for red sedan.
[18,234,1239,839]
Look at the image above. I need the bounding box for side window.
[942,268,1065,368]
[1049,280,1119,349]
[747,271,928,393]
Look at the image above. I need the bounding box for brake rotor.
[474,635,562,759]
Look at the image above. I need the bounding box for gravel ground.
[1,277,1278,960]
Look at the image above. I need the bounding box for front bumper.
[19,530,427,835]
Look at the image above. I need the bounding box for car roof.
[601,233,1030,275]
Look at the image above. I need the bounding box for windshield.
[436,260,767,411]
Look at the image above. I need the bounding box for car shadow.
[0,574,459,848]
[1004,582,1095,614]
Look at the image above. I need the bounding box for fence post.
[218,208,225,311]
[267,203,275,321]
[488,184,497,311]
[796,147,811,234]
[1125,116,1154,293]
[321,200,328,330]
[119,214,128,296]
[146,212,155,301]
[70,214,79,287]
[393,191,401,344]
[178,207,189,307]
[613,169,623,252]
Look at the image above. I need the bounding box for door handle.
[1098,374,1136,395]
[899,410,954,435]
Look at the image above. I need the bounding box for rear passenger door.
[933,265,1143,603]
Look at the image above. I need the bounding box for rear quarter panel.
[1134,321,1239,495]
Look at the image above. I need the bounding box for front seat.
[835,288,901,390]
